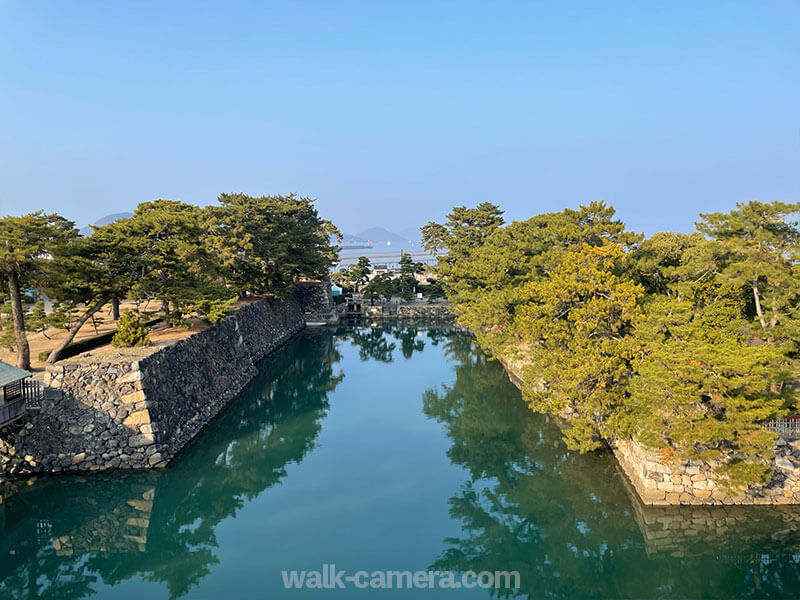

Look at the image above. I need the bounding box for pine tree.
[111,311,151,348]
[204,193,340,296]
[629,291,792,489]
[515,243,644,450]
[347,257,372,292]
[398,252,425,300]
[26,301,50,338]
[0,316,16,351]
[363,272,396,303]
[0,212,77,368]
[697,200,800,342]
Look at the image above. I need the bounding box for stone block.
[126,517,150,528]
[123,410,150,426]
[127,498,153,511]
[128,434,154,448]
[139,423,158,435]
[121,390,146,405]
[119,369,144,384]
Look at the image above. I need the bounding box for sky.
[0,1,798,236]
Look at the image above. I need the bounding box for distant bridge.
[335,250,435,269]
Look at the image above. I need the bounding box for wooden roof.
[0,360,32,388]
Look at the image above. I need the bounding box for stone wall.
[499,355,800,506]
[0,294,305,477]
[360,302,455,321]
[397,303,455,321]
[618,462,800,557]
[613,437,800,506]
[296,280,338,324]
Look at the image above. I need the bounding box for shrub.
[38,350,51,362]
[111,311,151,348]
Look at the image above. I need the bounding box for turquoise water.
[1,326,799,599]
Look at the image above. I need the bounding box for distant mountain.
[354,227,410,248]
[340,232,369,244]
[80,212,133,236]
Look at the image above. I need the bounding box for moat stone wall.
[0,294,305,478]
[360,302,455,321]
[500,358,800,506]
[612,437,800,506]
[296,280,338,323]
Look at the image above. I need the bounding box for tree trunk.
[111,297,120,320]
[7,270,30,370]
[752,285,766,329]
[46,298,108,364]
[161,300,172,327]
[769,298,778,328]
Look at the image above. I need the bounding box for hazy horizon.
[1,2,798,236]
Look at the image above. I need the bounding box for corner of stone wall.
[612,437,800,506]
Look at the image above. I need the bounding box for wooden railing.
[22,378,43,409]
[762,417,800,440]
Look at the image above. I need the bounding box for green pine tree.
[111,311,151,348]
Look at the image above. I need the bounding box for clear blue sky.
[1,1,797,235]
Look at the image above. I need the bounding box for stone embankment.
[297,280,339,324]
[0,293,306,478]
[500,359,800,506]
[361,301,455,321]
[613,437,800,506]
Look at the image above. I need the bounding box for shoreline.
[497,352,800,506]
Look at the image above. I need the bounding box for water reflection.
[0,329,342,599]
[1,328,799,599]
[423,335,800,599]
[342,323,451,362]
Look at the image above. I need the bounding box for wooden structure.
[0,360,41,428]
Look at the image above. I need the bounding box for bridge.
[335,250,435,269]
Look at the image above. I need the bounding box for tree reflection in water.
[2,328,799,600]
[423,332,800,599]
[0,329,343,600]
[342,322,451,362]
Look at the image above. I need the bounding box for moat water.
[1,326,799,599]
